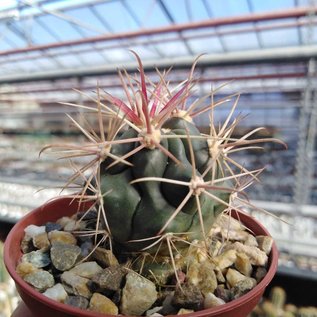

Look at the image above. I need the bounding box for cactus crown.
[42,52,284,267]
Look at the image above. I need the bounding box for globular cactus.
[43,52,282,274]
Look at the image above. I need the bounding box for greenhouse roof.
[0,0,316,104]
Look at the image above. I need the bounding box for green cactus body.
[100,117,229,253]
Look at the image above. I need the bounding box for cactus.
[0,242,11,284]
[283,312,296,317]
[270,287,287,312]
[252,287,317,317]
[0,241,19,315]
[43,53,283,281]
[296,307,317,317]
[262,300,279,317]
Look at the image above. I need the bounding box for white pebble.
[204,292,225,309]
[24,225,46,238]
[0,290,7,301]
[146,306,163,316]
[43,283,68,303]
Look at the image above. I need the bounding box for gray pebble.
[45,222,62,233]
[91,265,126,293]
[50,243,81,271]
[21,235,34,254]
[24,270,54,292]
[172,283,204,311]
[65,295,89,309]
[21,250,51,268]
[61,271,92,298]
[232,278,257,299]
[214,285,232,303]
[120,272,158,316]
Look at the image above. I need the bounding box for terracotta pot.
[4,196,278,317]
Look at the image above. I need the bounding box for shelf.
[278,265,317,281]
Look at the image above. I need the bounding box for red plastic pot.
[5,196,278,317]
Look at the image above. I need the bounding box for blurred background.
[0,0,316,315]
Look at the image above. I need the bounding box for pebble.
[215,215,243,231]
[64,219,84,232]
[186,261,218,295]
[20,234,34,254]
[45,222,62,233]
[70,261,102,279]
[24,270,55,292]
[92,265,126,293]
[235,253,253,276]
[256,236,274,255]
[33,232,50,251]
[24,225,46,238]
[220,229,250,242]
[214,268,225,283]
[254,266,267,283]
[208,240,222,257]
[226,242,268,266]
[48,231,77,246]
[146,306,163,316]
[21,250,51,268]
[204,292,226,309]
[213,249,237,270]
[244,234,258,247]
[80,241,93,258]
[120,272,158,316]
[61,271,92,298]
[172,283,204,311]
[89,293,118,315]
[50,243,81,271]
[56,217,73,229]
[232,277,257,299]
[177,308,194,314]
[43,283,68,302]
[65,295,89,309]
[16,262,38,278]
[92,247,119,267]
[226,268,248,287]
[159,292,177,316]
[214,285,232,302]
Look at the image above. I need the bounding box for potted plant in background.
[4,53,283,317]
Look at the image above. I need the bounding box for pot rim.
[4,196,278,317]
